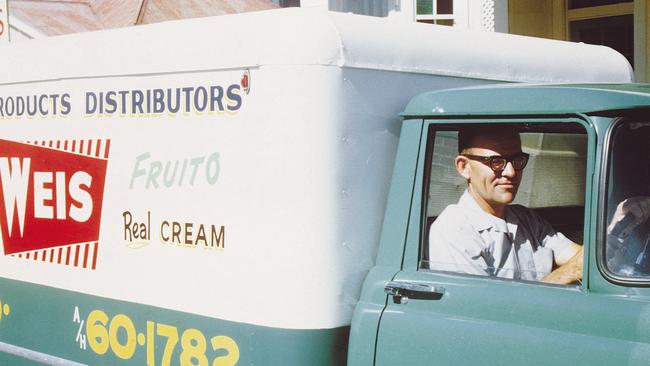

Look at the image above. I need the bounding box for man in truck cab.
[427,126,583,285]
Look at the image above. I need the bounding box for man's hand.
[541,247,583,285]
[607,196,650,240]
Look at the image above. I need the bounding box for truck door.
[373,119,650,365]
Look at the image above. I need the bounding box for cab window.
[420,123,586,284]
[604,120,650,280]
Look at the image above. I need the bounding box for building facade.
[6,0,647,81]
[277,0,644,82]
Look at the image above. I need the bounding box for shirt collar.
[458,190,515,233]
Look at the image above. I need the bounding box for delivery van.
[0,8,642,366]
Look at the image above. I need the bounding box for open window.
[419,122,587,284]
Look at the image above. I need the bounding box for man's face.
[461,133,524,210]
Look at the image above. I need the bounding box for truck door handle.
[384,281,445,303]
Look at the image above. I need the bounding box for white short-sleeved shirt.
[427,190,575,281]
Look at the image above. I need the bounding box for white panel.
[0,63,496,329]
[0,0,7,42]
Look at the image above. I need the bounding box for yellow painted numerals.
[109,314,137,359]
[87,310,137,359]
[0,298,10,321]
[87,310,110,355]
[154,325,240,366]
[86,309,239,366]
[154,323,178,366]
[211,336,240,366]
[180,328,209,366]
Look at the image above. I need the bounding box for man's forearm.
[541,247,584,285]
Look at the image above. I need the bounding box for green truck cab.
[353,84,650,366]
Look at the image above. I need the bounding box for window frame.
[565,1,635,68]
[415,0,455,25]
[413,118,594,288]
[597,116,650,287]
[567,2,633,22]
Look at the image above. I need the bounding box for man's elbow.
[556,243,583,266]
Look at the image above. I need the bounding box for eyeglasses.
[461,153,530,172]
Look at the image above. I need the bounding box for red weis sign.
[0,139,109,269]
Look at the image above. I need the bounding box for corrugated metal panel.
[10,1,103,35]
[138,0,279,24]
[8,0,278,36]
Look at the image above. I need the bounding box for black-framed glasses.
[461,153,530,172]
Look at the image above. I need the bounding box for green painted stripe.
[0,277,349,365]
